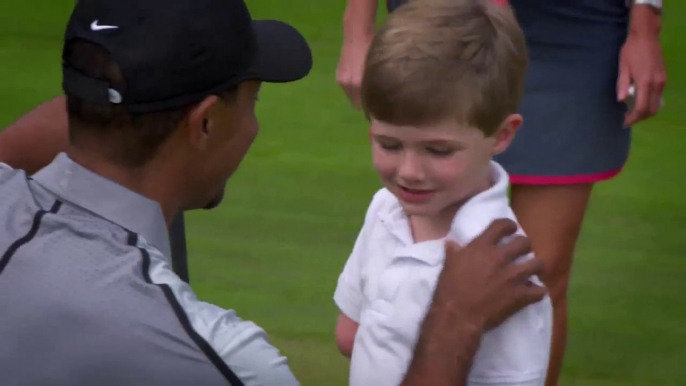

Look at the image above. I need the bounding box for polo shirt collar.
[450,161,511,245]
[377,161,511,266]
[33,153,171,260]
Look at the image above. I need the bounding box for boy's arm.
[335,313,359,358]
[332,232,366,329]
[332,228,366,358]
[0,96,69,174]
[333,189,392,357]
[336,0,378,108]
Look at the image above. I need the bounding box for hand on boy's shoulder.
[437,219,547,331]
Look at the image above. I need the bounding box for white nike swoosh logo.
[91,20,119,31]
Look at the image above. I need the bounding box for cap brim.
[245,20,313,83]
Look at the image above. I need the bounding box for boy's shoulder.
[363,188,399,222]
[370,187,397,208]
[450,162,523,244]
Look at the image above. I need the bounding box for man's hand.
[336,34,374,109]
[440,219,546,331]
[402,219,546,386]
[617,5,666,127]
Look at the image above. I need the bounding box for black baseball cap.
[62,0,313,113]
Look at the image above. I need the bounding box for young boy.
[333,0,552,385]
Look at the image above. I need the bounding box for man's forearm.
[401,298,483,386]
[343,0,378,41]
[0,96,69,174]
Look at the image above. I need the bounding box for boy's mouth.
[397,185,436,203]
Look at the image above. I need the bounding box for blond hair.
[361,0,528,136]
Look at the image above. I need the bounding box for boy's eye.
[427,147,454,157]
[379,142,402,151]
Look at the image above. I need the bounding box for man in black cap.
[0,0,545,384]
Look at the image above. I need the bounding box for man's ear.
[491,113,523,156]
[187,95,219,151]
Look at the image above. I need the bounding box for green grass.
[1,1,685,385]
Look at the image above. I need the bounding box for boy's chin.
[398,198,465,220]
[398,202,441,217]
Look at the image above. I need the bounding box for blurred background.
[0,1,684,385]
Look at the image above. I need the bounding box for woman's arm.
[336,0,378,108]
[617,1,666,126]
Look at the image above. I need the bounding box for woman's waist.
[512,0,629,47]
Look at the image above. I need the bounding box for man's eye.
[427,147,454,157]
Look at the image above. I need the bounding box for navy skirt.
[386,0,631,185]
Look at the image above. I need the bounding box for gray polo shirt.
[0,153,298,386]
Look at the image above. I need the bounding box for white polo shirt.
[334,161,552,386]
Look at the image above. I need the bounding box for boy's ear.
[186,95,219,151]
[491,113,522,156]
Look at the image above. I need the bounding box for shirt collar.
[377,161,511,266]
[33,153,171,260]
[450,161,511,245]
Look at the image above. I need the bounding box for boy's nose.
[397,153,424,183]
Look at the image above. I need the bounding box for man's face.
[183,81,261,210]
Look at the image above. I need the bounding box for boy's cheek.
[372,151,395,178]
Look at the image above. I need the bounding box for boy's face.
[370,116,521,218]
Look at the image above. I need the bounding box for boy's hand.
[436,219,546,331]
[335,313,359,358]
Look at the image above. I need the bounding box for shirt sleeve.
[190,300,300,386]
[466,294,552,386]
[333,189,390,323]
[0,162,17,179]
[141,239,300,386]
[333,228,368,322]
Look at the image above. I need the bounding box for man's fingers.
[477,218,518,247]
[503,284,548,321]
[444,240,462,257]
[513,285,547,311]
[509,256,545,283]
[486,284,547,330]
[499,235,532,264]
